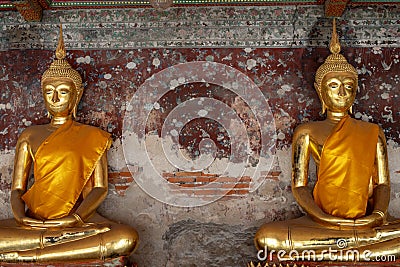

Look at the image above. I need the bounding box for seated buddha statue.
[255,19,400,261]
[0,26,139,263]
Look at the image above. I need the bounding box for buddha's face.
[42,78,77,117]
[320,71,357,113]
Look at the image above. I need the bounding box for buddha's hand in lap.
[311,211,355,228]
[42,215,81,228]
[16,215,81,229]
[326,214,383,230]
[355,213,384,228]
[16,216,45,228]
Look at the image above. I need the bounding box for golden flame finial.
[329,18,341,55]
[55,24,66,60]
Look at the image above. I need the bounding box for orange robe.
[22,120,111,219]
[313,116,379,219]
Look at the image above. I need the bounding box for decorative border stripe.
[2,0,400,10]
[0,6,399,50]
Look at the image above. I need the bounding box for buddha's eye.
[60,90,69,95]
[45,90,53,95]
[344,84,353,90]
[328,82,339,89]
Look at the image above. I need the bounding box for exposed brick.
[198,176,219,182]
[114,184,130,196]
[199,172,219,177]
[108,177,118,184]
[239,176,252,182]
[115,185,129,191]
[234,183,250,189]
[167,177,196,183]
[179,183,202,188]
[108,172,120,178]
[109,177,125,184]
[175,171,203,177]
[108,173,134,183]
[108,172,135,196]
[123,177,134,183]
[268,171,281,176]
[195,177,211,183]
[119,171,132,177]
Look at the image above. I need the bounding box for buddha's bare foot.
[0,251,39,263]
[0,251,19,262]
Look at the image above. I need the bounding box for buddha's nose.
[52,91,60,102]
[338,84,346,96]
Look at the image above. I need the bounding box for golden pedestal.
[248,260,400,267]
[0,256,137,267]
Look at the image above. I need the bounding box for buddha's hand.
[312,212,355,228]
[354,212,385,228]
[42,215,82,228]
[325,217,356,230]
[16,216,45,228]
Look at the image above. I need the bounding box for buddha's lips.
[334,98,350,104]
[49,104,66,109]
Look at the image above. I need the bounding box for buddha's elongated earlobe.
[72,107,77,119]
[350,105,353,114]
[72,87,83,119]
[315,82,326,115]
[321,102,327,115]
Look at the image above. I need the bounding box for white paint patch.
[388,140,400,185]
[108,138,129,171]
[277,132,285,140]
[76,55,91,64]
[197,109,208,117]
[152,58,160,68]
[0,103,11,110]
[246,59,257,70]
[153,102,161,110]
[126,62,137,69]
[381,92,390,100]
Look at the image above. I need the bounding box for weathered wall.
[0,5,400,266]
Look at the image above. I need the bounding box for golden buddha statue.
[0,26,138,263]
[254,19,400,261]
